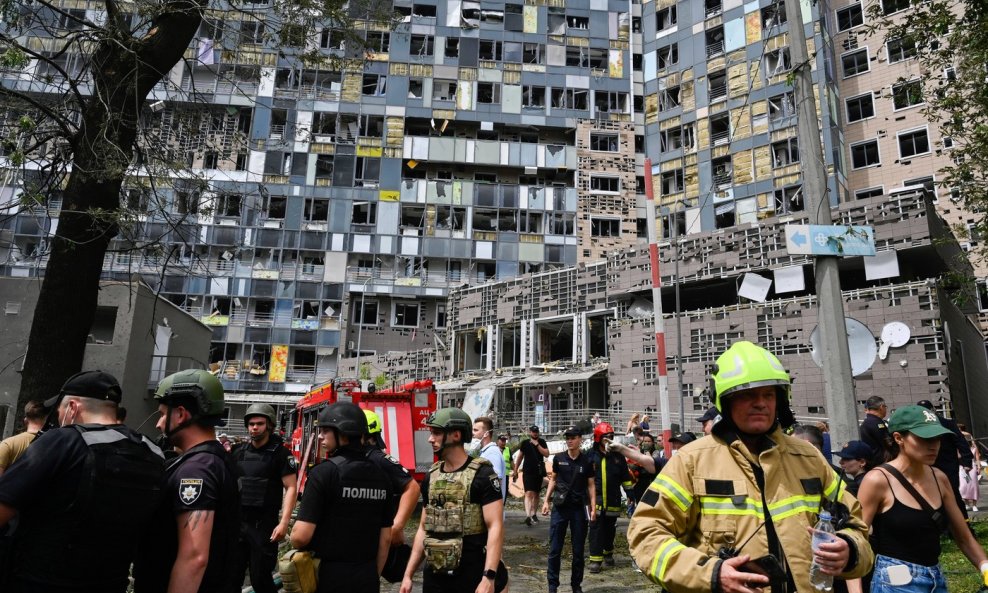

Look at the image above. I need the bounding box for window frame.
[849,138,881,169]
[845,92,875,122]
[854,186,884,200]
[897,127,931,159]
[835,3,864,32]
[392,301,420,328]
[891,79,923,111]
[589,175,621,194]
[841,48,870,78]
[590,217,621,237]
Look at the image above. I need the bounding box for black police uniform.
[296,446,393,592]
[547,450,594,591]
[0,424,165,593]
[134,440,241,593]
[859,414,893,467]
[420,459,509,593]
[232,434,297,593]
[368,446,413,516]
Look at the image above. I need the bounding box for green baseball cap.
[888,405,953,439]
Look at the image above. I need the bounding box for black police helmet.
[316,402,367,438]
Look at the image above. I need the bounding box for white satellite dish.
[878,321,911,360]
[809,317,877,377]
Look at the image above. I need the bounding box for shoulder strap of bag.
[879,463,939,518]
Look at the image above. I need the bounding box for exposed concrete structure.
[0,280,211,437]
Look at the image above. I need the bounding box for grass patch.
[941,519,987,592]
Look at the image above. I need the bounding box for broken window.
[769,92,795,122]
[898,128,930,158]
[393,301,420,327]
[590,133,619,152]
[551,88,588,110]
[567,14,589,29]
[216,194,242,217]
[657,44,678,70]
[761,2,786,29]
[842,49,869,77]
[519,211,543,233]
[498,209,518,232]
[176,190,200,215]
[435,206,465,230]
[239,21,264,45]
[661,169,685,195]
[523,43,544,64]
[660,128,682,152]
[706,0,723,16]
[477,82,501,104]
[433,79,457,102]
[887,37,917,63]
[320,28,345,49]
[590,176,620,193]
[436,304,447,328]
[445,37,459,58]
[594,91,628,113]
[125,188,151,211]
[590,218,620,237]
[588,48,607,69]
[657,6,677,30]
[714,202,735,228]
[710,113,730,145]
[850,139,880,168]
[359,115,384,137]
[312,112,337,137]
[662,211,686,239]
[836,3,863,31]
[479,40,502,61]
[202,152,219,169]
[892,80,923,109]
[366,31,390,53]
[845,93,874,121]
[504,42,523,62]
[304,198,329,221]
[315,154,334,179]
[354,300,378,326]
[706,26,724,57]
[565,46,588,67]
[401,205,426,228]
[708,70,727,101]
[547,9,566,34]
[410,34,434,57]
[262,195,286,219]
[855,187,884,200]
[362,74,386,96]
[89,307,117,344]
[771,138,799,168]
[764,48,792,76]
[413,3,437,17]
[408,78,424,99]
[659,85,681,111]
[355,157,380,186]
[548,212,576,235]
[338,114,358,142]
[774,185,804,213]
[522,85,546,107]
[712,156,733,186]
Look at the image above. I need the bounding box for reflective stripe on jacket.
[590,448,633,512]
[627,427,874,593]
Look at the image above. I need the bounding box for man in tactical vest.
[291,402,393,592]
[134,369,241,593]
[233,403,298,593]
[0,370,165,593]
[401,407,509,593]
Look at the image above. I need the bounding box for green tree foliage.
[867,0,988,261]
[0,0,395,416]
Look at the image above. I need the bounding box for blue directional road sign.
[784,224,876,256]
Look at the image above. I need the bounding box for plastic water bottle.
[809,511,836,591]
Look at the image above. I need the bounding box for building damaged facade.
[431,189,988,437]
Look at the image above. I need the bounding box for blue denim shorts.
[870,554,947,593]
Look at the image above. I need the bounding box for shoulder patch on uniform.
[288,456,298,470]
[641,489,660,506]
[490,475,501,492]
[800,477,823,495]
[704,479,735,496]
[179,478,203,505]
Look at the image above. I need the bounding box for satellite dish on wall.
[878,322,911,360]
[809,317,877,377]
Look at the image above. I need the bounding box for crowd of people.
[0,338,986,593]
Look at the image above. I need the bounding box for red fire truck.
[288,377,438,490]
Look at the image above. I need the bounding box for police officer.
[541,425,595,593]
[0,370,165,593]
[134,369,241,593]
[291,402,393,592]
[233,403,298,593]
[401,407,508,593]
[587,421,633,574]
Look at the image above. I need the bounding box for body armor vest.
[422,457,489,574]
[235,436,286,510]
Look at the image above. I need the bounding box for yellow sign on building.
[269,345,289,383]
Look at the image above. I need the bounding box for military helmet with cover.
[244,403,277,427]
[425,407,473,434]
[154,369,225,417]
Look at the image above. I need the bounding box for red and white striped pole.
[643,158,672,456]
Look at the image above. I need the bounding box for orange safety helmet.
[593,421,614,443]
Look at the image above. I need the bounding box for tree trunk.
[17,2,203,416]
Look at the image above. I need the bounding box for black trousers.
[234,515,279,593]
[318,560,379,593]
[424,558,508,593]
[589,512,618,561]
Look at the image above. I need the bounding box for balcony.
[706,40,724,58]
[705,0,723,16]
[709,83,727,101]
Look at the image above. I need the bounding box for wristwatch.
[483,569,497,580]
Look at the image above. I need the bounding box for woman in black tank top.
[857,405,988,593]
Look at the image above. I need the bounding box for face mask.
[641,443,655,454]
[468,438,482,455]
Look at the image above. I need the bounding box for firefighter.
[627,341,874,593]
[587,421,633,573]
[401,407,508,593]
[232,403,298,593]
[135,369,242,593]
[0,371,165,593]
[291,402,393,592]
[363,408,421,583]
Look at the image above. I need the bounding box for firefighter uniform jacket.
[627,426,873,593]
[588,448,633,513]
